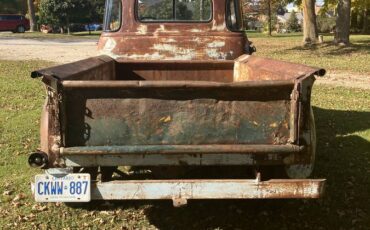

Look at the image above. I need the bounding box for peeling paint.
[207,41,226,48]
[211,21,226,31]
[136,25,148,35]
[87,179,325,201]
[152,44,196,60]
[165,38,177,43]
[103,38,116,52]
[114,52,165,60]
[152,25,181,36]
[191,37,202,44]
[206,48,228,59]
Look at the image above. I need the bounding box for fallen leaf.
[55,202,62,207]
[100,210,112,215]
[13,193,26,201]
[32,204,48,212]
[3,190,13,196]
[12,201,22,208]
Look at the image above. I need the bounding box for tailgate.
[62,81,296,149]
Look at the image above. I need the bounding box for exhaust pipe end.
[28,152,48,169]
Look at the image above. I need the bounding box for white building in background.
[277,12,303,25]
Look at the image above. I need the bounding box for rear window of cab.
[137,0,213,22]
[103,0,244,32]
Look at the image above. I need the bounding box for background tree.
[87,0,105,23]
[286,10,301,31]
[0,0,28,14]
[243,0,288,35]
[139,0,173,20]
[263,0,282,35]
[317,13,336,32]
[334,0,351,45]
[81,0,105,34]
[266,0,273,35]
[139,0,206,21]
[27,0,37,32]
[193,0,212,20]
[243,0,263,30]
[351,0,369,34]
[175,2,193,20]
[302,0,318,45]
[258,0,281,35]
[39,0,90,34]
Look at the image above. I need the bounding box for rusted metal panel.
[31,56,116,82]
[64,88,292,147]
[63,153,289,167]
[62,150,315,167]
[98,1,247,61]
[91,179,326,201]
[100,35,246,61]
[116,60,235,82]
[61,80,295,89]
[61,144,304,155]
[234,55,326,81]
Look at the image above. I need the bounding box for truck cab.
[98,0,252,60]
[29,0,326,206]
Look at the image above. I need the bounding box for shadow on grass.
[286,40,370,55]
[247,32,303,39]
[71,33,101,37]
[77,107,370,230]
[271,33,303,38]
[141,107,370,230]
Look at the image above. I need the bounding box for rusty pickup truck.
[29,0,326,206]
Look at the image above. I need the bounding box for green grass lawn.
[248,33,370,74]
[0,60,369,229]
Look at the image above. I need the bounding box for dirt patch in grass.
[0,37,98,63]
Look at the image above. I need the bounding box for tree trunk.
[335,0,351,45]
[350,10,358,32]
[267,0,272,36]
[362,8,368,34]
[302,0,318,45]
[67,17,71,35]
[27,0,36,32]
[200,0,204,20]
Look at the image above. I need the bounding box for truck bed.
[32,55,324,165]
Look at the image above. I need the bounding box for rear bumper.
[30,177,325,205]
[91,178,325,206]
